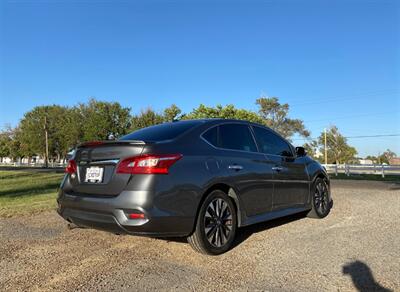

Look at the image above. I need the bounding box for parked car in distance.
[57,119,333,255]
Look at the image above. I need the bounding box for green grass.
[330,173,400,182]
[0,170,64,218]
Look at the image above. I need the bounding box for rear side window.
[120,120,203,142]
[218,124,257,152]
[202,126,218,147]
[252,126,293,157]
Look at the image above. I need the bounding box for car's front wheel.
[307,177,332,218]
[188,190,237,255]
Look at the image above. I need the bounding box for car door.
[252,126,309,210]
[202,123,275,217]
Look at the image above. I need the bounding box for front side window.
[218,124,257,152]
[252,126,293,157]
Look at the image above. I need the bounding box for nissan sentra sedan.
[57,119,332,255]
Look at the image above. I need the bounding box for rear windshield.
[120,120,204,142]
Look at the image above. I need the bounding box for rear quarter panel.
[137,137,224,220]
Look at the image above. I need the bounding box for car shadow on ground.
[342,260,392,292]
[161,211,309,250]
[231,211,308,249]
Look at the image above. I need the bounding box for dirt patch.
[1,180,399,291]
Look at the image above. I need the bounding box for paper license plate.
[85,167,104,183]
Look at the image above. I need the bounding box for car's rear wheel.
[307,177,331,218]
[188,190,237,255]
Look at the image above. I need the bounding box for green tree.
[184,104,264,124]
[18,105,64,161]
[185,98,310,139]
[163,104,182,122]
[256,97,310,138]
[7,97,313,162]
[58,107,83,156]
[365,155,378,163]
[17,105,83,162]
[130,108,164,131]
[377,149,396,164]
[79,99,132,141]
[0,130,11,162]
[318,126,357,164]
[0,126,26,162]
[12,127,32,161]
[302,140,319,160]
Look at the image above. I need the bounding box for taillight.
[65,159,77,174]
[116,154,182,174]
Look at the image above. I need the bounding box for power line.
[293,134,400,141]
[285,89,399,107]
[344,134,400,139]
[303,110,399,123]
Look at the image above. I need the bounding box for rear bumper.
[57,190,194,237]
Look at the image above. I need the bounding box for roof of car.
[176,118,251,123]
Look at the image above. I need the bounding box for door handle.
[228,165,243,171]
[272,166,283,172]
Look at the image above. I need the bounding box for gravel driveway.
[1,180,399,292]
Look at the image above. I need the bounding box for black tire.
[187,190,237,255]
[307,177,331,218]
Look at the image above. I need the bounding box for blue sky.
[0,0,399,157]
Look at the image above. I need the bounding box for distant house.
[1,157,12,164]
[359,159,373,165]
[389,157,400,165]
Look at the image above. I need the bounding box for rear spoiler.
[77,140,148,148]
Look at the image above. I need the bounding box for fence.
[0,161,67,168]
[323,164,400,178]
[2,161,400,178]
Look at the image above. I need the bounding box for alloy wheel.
[314,180,329,215]
[203,198,233,248]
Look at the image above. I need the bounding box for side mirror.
[295,146,307,157]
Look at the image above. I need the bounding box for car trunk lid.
[71,140,146,196]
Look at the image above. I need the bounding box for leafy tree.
[0,126,26,162]
[382,149,396,162]
[130,108,164,131]
[5,100,132,163]
[2,97,315,163]
[79,99,131,140]
[184,104,264,124]
[0,130,11,162]
[377,149,397,164]
[18,105,64,161]
[318,126,357,164]
[365,155,378,163]
[57,107,83,156]
[129,105,182,131]
[163,104,182,122]
[185,98,310,139]
[12,127,33,160]
[18,105,83,162]
[302,140,320,160]
[256,97,310,138]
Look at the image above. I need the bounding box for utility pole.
[324,128,328,165]
[44,116,49,168]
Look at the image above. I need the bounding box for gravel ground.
[0,180,399,292]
